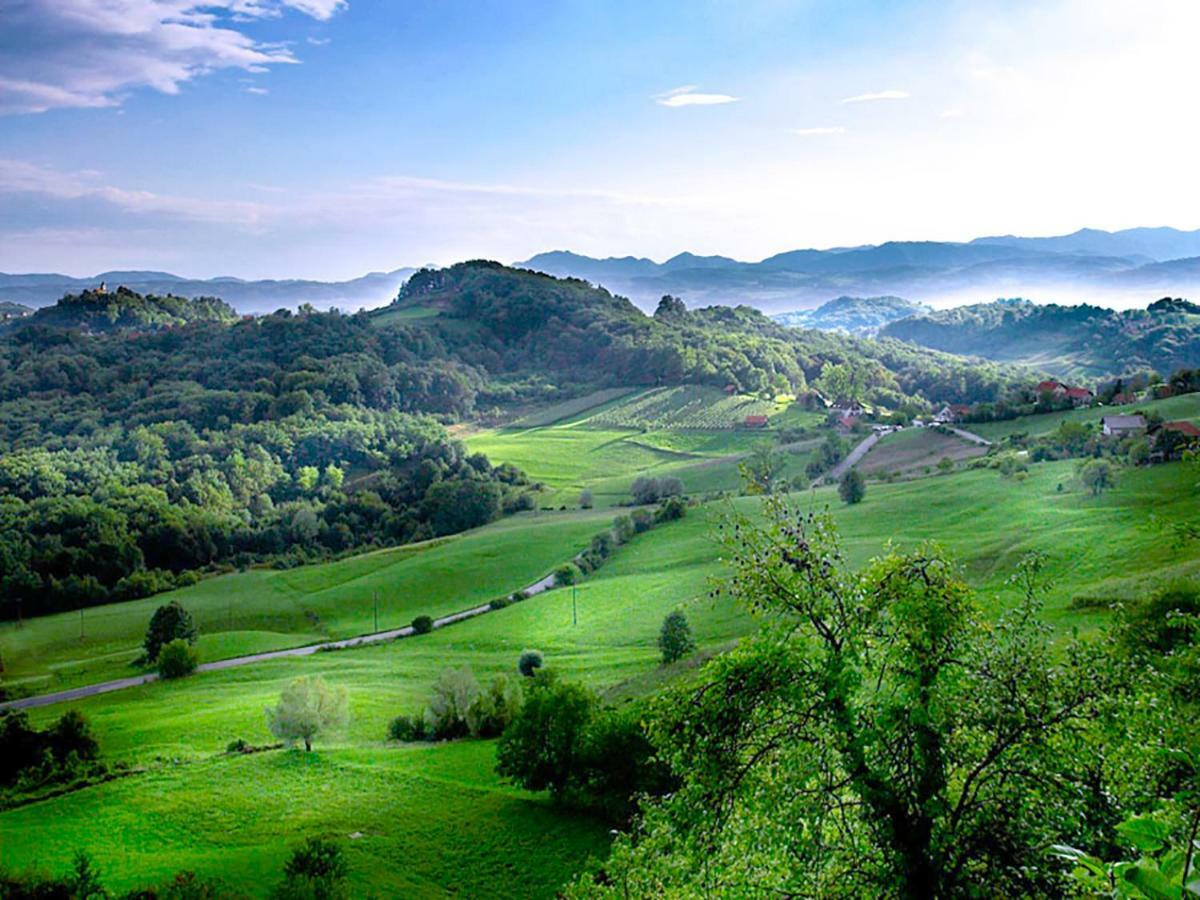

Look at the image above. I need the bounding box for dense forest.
[0,263,1028,620]
[881,296,1200,380]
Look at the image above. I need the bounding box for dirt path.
[824,433,880,483]
[0,571,561,712]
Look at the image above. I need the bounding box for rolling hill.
[773,295,929,335]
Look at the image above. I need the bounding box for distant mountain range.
[517,227,1200,312]
[773,296,929,336]
[0,268,416,314]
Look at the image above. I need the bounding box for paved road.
[824,433,880,483]
[0,571,561,712]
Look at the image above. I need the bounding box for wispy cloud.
[307,36,332,46]
[790,126,846,136]
[840,89,910,104]
[654,85,739,107]
[245,86,270,95]
[0,0,346,115]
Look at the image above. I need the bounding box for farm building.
[1150,420,1200,461]
[1101,414,1146,437]
[743,414,769,428]
[1065,387,1094,407]
[1037,380,1067,395]
[1110,392,1139,405]
[934,404,971,424]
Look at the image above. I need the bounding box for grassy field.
[509,387,637,427]
[0,509,613,693]
[969,391,1200,440]
[4,456,1198,896]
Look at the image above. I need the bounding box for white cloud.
[789,126,846,136]
[0,0,345,115]
[307,36,332,46]
[655,85,738,107]
[840,89,910,103]
[245,86,270,94]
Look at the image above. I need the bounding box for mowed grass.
[0,509,614,693]
[4,460,1197,896]
[969,392,1200,440]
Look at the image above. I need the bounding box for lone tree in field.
[839,468,866,505]
[1078,458,1117,496]
[143,601,198,662]
[658,610,695,664]
[266,676,348,752]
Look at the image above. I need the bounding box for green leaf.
[1118,815,1171,853]
[1124,860,1181,900]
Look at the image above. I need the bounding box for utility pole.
[373,591,379,633]
[572,577,578,626]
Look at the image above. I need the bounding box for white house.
[1101,414,1146,437]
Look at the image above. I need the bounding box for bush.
[157,639,199,679]
[611,514,635,545]
[658,610,696,664]
[466,674,523,737]
[266,676,348,752]
[517,649,544,678]
[838,469,866,505]
[1119,579,1200,657]
[631,509,654,533]
[510,590,528,603]
[554,563,580,587]
[388,713,429,742]
[496,675,597,798]
[655,496,687,523]
[278,837,348,897]
[427,667,480,739]
[144,600,198,662]
[226,738,251,753]
[579,489,594,509]
[631,475,685,505]
[411,615,434,635]
[489,596,510,611]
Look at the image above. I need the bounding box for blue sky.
[2,0,1198,278]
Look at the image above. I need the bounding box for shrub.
[518,649,544,677]
[658,610,696,664]
[279,837,348,896]
[579,489,594,509]
[144,601,198,662]
[388,713,429,742]
[411,615,434,634]
[655,496,687,523]
[554,563,580,587]
[838,469,866,505]
[226,738,251,753]
[427,667,480,739]
[489,596,510,611]
[631,509,654,533]
[496,676,597,798]
[510,590,528,603]
[466,674,523,737]
[611,514,635,545]
[1119,579,1200,657]
[157,639,199,679]
[631,475,684,505]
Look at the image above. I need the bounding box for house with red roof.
[1065,386,1094,407]
[1151,420,1200,461]
[1036,380,1067,395]
[743,414,768,428]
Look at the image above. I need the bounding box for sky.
[1,0,1199,279]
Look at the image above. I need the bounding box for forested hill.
[879,296,1200,379]
[6,286,239,332]
[773,295,930,335]
[382,260,1028,409]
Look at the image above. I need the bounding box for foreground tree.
[1079,458,1117,496]
[266,677,348,752]
[570,497,1106,898]
[157,638,199,679]
[143,600,198,662]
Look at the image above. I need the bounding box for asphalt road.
[0,570,560,712]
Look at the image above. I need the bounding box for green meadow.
[3,455,1197,896]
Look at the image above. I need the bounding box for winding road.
[824,433,881,484]
[0,571,561,712]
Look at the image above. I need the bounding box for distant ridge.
[0,267,417,314]
[517,227,1200,312]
